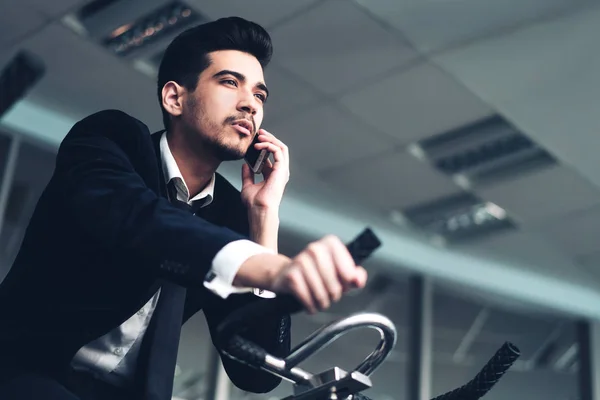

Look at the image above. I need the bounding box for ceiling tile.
[187,0,322,28]
[340,61,493,145]
[262,63,324,126]
[22,0,88,18]
[577,251,600,282]
[475,165,600,225]
[0,4,46,48]
[354,0,592,53]
[269,102,396,172]
[534,206,600,257]
[320,150,461,211]
[271,0,418,96]
[17,22,163,134]
[433,5,599,105]
[432,6,600,193]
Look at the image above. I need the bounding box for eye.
[254,93,267,103]
[222,79,237,87]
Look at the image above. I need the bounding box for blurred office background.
[1,0,600,399]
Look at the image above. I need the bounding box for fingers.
[241,162,255,186]
[254,142,284,164]
[281,235,366,314]
[284,265,315,313]
[253,130,289,184]
[263,158,274,170]
[306,242,343,304]
[254,130,289,167]
[322,235,361,292]
[257,129,286,150]
[353,266,368,289]
[297,253,330,312]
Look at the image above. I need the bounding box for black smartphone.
[244,133,269,174]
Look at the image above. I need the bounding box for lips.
[232,119,253,136]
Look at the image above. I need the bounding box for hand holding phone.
[241,129,290,211]
[244,132,270,174]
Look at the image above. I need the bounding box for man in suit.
[0,16,367,400]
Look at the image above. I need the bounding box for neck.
[166,130,220,198]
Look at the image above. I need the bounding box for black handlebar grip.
[225,335,268,366]
[431,342,520,400]
[346,227,382,265]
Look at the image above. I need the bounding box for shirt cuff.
[203,239,277,299]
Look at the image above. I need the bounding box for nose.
[237,92,258,116]
[239,104,256,115]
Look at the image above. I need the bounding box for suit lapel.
[135,130,187,400]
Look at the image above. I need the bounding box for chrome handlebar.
[284,312,397,378]
[222,311,397,400]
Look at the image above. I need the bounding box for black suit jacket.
[0,109,290,399]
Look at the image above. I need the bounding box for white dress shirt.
[70,132,274,385]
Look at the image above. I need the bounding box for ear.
[161,81,185,119]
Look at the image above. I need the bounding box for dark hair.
[157,16,273,130]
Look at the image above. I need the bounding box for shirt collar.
[160,131,215,207]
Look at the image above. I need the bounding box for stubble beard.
[186,97,247,162]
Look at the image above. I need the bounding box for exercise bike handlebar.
[217,295,519,400]
[215,227,520,399]
[215,228,385,384]
[430,341,520,400]
[353,341,520,400]
[217,296,397,385]
[284,312,397,377]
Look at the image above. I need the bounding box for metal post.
[577,320,600,400]
[204,346,232,400]
[0,135,20,238]
[407,275,433,400]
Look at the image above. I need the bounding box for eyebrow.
[213,69,270,99]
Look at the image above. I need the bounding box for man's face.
[180,50,268,161]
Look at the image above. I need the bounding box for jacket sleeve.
[55,109,247,286]
[183,185,292,394]
[202,291,291,393]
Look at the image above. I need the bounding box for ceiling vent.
[409,115,556,189]
[400,192,516,244]
[63,0,207,77]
